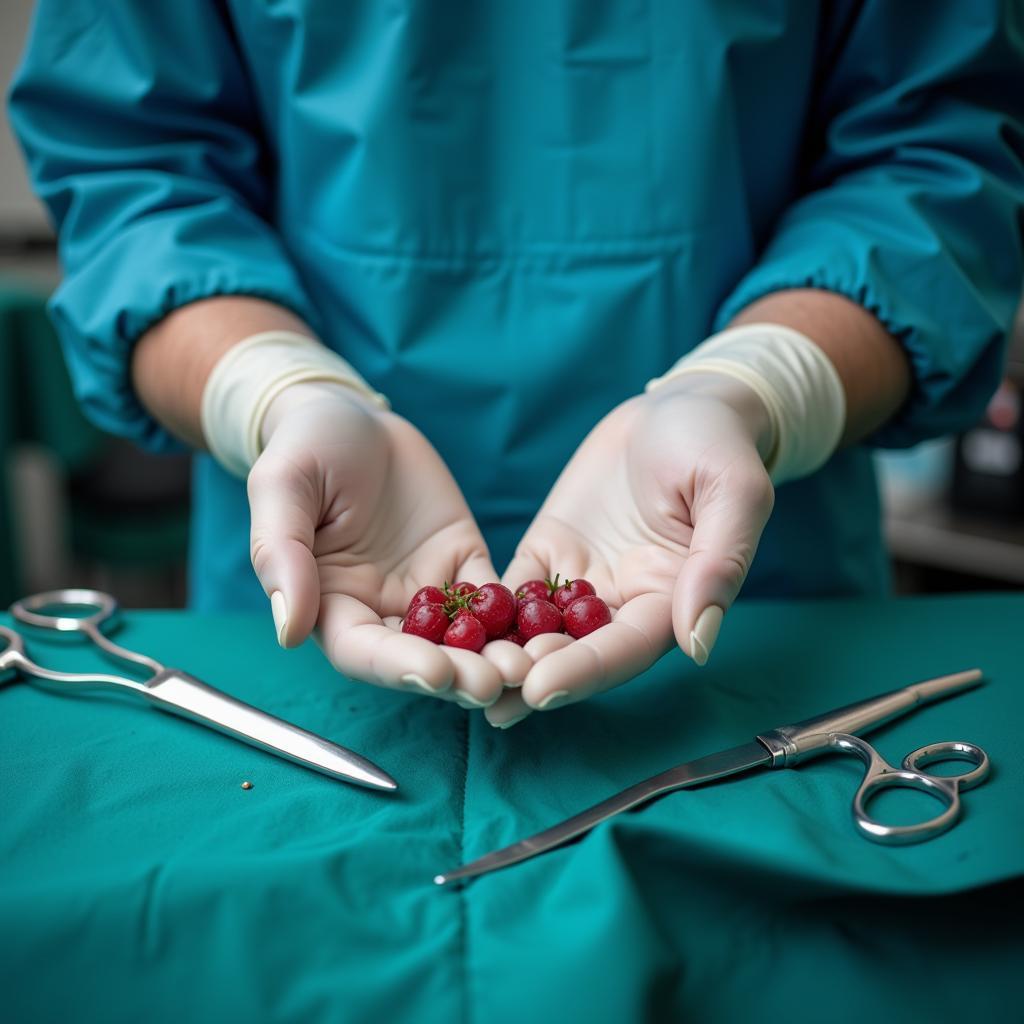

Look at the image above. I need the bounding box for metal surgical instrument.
[1,589,397,791]
[435,669,989,885]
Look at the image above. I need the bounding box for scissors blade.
[434,740,771,886]
[145,669,398,791]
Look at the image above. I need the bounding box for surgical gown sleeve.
[7,3,321,451]
[714,0,1024,448]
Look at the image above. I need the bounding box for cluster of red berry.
[401,576,612,653]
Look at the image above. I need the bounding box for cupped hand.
[247,383,533,707]
[486,374,775,726]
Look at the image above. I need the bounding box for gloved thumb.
[246,453,321,648]
[672,467,774,665]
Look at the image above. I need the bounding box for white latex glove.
[247,382,534,708]
[487,373,775,727]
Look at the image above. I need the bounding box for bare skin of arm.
[130,295,314,449]
[130,289,910,454]
[729,287,912,445]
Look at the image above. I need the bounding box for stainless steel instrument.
[435,669,989,885]
[1,588,397,792]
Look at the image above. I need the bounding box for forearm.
[130,296,315,449]
[730,289,912,446]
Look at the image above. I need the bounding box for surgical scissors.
[1,588,397,791]
[436,669,991,884]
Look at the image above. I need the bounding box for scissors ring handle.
[0,624,28,679]
[9,590,163,677]
[10,589,118,632]
[902,741,990,791]
[830,733,981,846]
[852,766,960,845]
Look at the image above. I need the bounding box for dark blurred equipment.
[951,380,1024,521]
[881,361,1024,593]
[0,278,190,606]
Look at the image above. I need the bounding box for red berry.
[444,612,487,652]
[500,631,526,646]
[517,599,563,641]
[552,577,596,611]
[468,583,517,638]
[563,595,611,638]
[402,603,449,644]
[447,581,477,599]
[409,585,447,610]
[516,579,552,604]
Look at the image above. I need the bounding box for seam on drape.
[457,711,471,1024]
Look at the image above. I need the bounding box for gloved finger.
[387,602,513,702]
[312,620,463,696]
[247,454,323,648]
[484,687,533,729]
[385,609,518,699]
[481,639,533,688]
[520,593,673,710]
[672,468,774,665]
[445,648,505,708]
[319,592,454,694]
[523,632,574,660]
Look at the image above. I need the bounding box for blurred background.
[0,0,190,607]
[1,1,1022,609]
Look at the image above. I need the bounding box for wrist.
[645,324,846,484]
[259,379,387,447]
[200,331,390,477]
[646,370,775,463]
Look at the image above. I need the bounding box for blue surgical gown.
[9,1,1024,611]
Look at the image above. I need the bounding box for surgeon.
[10,3,1024,727]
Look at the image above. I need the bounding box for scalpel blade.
[434,740,771,885]
[145,669,398,791]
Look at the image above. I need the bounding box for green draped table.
[2,594,1022,1023]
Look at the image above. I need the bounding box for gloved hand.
[247,382,533,708]
[486,372,776,727]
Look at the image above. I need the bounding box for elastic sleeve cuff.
[712,242,1008,450]
[49,240,324,454]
